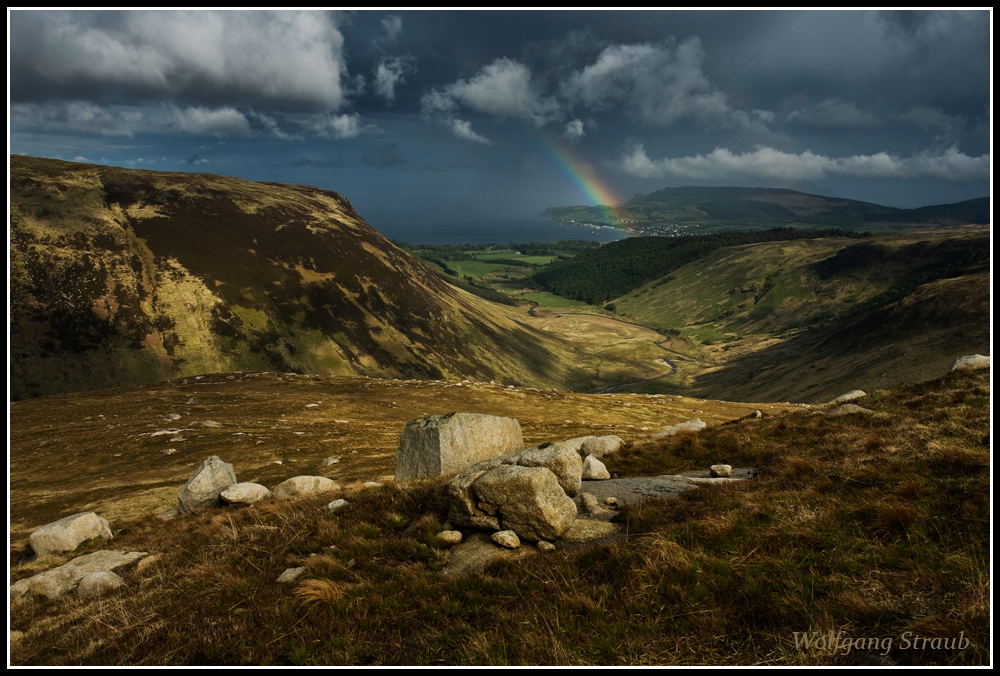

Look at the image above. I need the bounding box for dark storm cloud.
[10,10,352,111]
[360,143,408,169]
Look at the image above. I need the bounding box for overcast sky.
[8,9,992,237]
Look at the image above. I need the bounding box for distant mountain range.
[542,186,989,235]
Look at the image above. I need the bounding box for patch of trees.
[533,228,866,305]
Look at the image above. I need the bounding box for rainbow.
[526,125,625,227]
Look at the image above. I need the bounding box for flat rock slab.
[11,550,147,600]
[561,519,621,543]
[441,533,534,578]
[579,468,755,506]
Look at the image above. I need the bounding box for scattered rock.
[710,464,733,478]
[177,456,237,514]
[305,403,320,408]
[200,420,223,428]
[651,418,706,439]
[581,455,611,481]
[161,448,178,455]
[277,567,305,584]
[395,412,523,481]
[827,404,875,417]
[318,457,340,468]
[29,512,114,557]
[11,550,147,600]
[437,530,463,546]
[220,482,271,505]
[77,571,124,599]
[951,354,990,371]
[363,481,382,489]
[605,497,618,507]
[829,390,867,404]
[164,413,181,421]
[537,541,556,553]
[491,530,521,549]
[272,476,340,500]
[575,492,612,517]
[327,499,349,513]
[578,435,625,459]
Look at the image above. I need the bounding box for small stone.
[581,455,611,480]
[161,448,178,455]
[829,390,867,404]
[277,567,305,584]
[491,530,521,549]
[318,457,340,468]
[604,497,618,507]
[437,530,463,545]
[652,419,706,439]
[363,481,382,488]
[305,403,320,408]
[537,541,556,553]
[710,464,733,478]
[165,413,181,421]
[327,499,349,513]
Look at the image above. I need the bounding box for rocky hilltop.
[10,156,572,399]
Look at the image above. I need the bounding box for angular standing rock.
[710,464,733,478]
[177,456,237,514]
[29,512,114,557]
[395,412,523,481]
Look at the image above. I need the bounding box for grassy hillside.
[611,229,990,402]
[10,156,586,399]
[9,369,989,665]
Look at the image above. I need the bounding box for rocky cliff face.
[10,156,566,399]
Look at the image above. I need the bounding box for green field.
[473,252,557,265]
[447,260,517,278]
[519,291,590,309]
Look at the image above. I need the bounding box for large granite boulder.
[178,456,237,514]
[29,512,113,557]
[451,464,577,542]
[579,435,626,459]
[395,412,523,481]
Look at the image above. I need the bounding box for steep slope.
[10,156,571,399]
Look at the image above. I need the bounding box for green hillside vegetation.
[611,229,989,402]
[9,369,989,665]
[532,228,865,305]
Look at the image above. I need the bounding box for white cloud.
[617,143,989,182]
[10,101,251,137]
[14,11,350,111]
[424,57,558,126]
[374,56,416,104]
[308,113,367,139]
[381,15,403,43]
[564,37,734,127]
[563,119,585,140]
[448,119,490,145]
[786,99,880,128]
